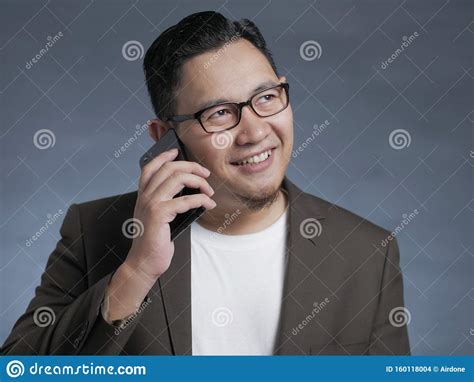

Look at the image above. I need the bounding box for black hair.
[143,11,278,119]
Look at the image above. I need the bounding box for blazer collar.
[155,176,328,355]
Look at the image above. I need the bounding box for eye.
[209,108,232,119]
[255,89,279,105]
[260,94,276,102]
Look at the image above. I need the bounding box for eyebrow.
[195,80,280,111]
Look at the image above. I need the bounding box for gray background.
[0,0,472,354]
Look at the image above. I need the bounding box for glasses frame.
[164,82,290,133]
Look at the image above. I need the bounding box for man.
[1,11,410,355]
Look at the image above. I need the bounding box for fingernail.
[169,148,178,154]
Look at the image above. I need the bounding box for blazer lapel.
[273,177,332,355]
[156,225,192,355]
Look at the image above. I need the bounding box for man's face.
[172,39,293,209]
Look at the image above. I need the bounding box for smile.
[233,149,273,166]
[230,148,276,174]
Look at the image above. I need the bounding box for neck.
[197,187,288,235]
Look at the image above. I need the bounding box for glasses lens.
[252,85,288,117]
[201,103,239,132]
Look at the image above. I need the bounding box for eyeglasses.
[164,83,290,133]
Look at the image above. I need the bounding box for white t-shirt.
[190,207,288,355]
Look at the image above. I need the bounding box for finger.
[153,172,215,201]
[144,160,211,196]
[139,148,179,191]
[160,194,216,223]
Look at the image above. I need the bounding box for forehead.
[176,39,278,111]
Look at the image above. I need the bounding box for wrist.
[103,262,155,323]
[122,256,161,286]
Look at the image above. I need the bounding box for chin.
[231,175,283,211]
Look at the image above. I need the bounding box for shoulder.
[306,191,391,242]
[65,191,138,245]
[285,177,391,244]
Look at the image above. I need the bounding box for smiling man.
[1,11,410,356]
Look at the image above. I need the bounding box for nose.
[233,105,271,146]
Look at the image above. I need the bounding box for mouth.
[230,147,276,174]
[230,147,275,166]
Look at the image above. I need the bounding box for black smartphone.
[139,129,206,241]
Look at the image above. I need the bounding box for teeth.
[236,149,272,165]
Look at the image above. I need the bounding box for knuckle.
[162,161,172,171]
[177,171,190,182]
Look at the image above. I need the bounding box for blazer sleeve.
[368,237,411,355]
[0,204,142,355]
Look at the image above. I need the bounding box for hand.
[124,148,216,282]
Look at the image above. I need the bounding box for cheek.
[184,139,226,172]
[274,111,293,149]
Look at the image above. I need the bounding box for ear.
[148,118,173,141]
[278,75,287,83]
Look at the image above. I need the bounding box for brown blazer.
[0,177,410,355]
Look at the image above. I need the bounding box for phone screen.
[139,129,206,241]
